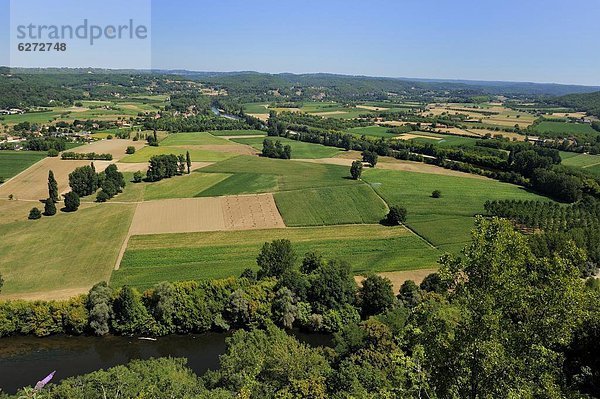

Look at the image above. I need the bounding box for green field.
[274,185,387,226]
[144,172,232,200]
[112,225,440,290]
[363,169,547,252]
[398,131,477,147]
[560,152,600,176]
[232,137,343,159]
[120,145,235,163]
[0,151,46,180]
[533,121,597,136]
[243,102,371,119]
[560,152,600,168]
[160,132,231,146]
[347,126,395,138]
[198,156,357,195]
[207,129,266,136]
[0,201,135,296]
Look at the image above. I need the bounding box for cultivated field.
[423,103,535,128]
[274,184,388,226]
[128,193,284,235]
[0,200,135,299]
[533,121,597,136]
[120,145,240,163]
[112,224,440,289]
[364,168,547,252]
[0,151,46,180]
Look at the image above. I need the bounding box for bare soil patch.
[292,156,487,179]
[128,193,285,235]
[311,111,348,116]
[129,197,226,235]
[376,160,488,179]
[355,268,438,293]
[0,158,111,201]
[248,113,270,122]
[222,193,285,230]
[1,287,89,301]
[397,133,443,141]
[357,105,389,111]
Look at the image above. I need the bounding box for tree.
[146,154,179,182]
[309,259,357,312]
[104,164,125,191]
[125,146,136,154]
[48,170,59,203]
[177,154,186,174]
[358,274,396,317]
[69,165,98,197]
[273,287,298,329]
[350,160,363,180]
[431,190,442,198]
[301,251,325,274]
[28,207,42,220]
[262,139,292,159]
[362,150,378,167]
[112,286,152,335]
[206,325,331,397]
[386,205,407,225]
[63,191,80,212]
[44,197,56,216]
[257,239,297,279]
[398,280,421,307]
[96,189,110,203]
[133,170,143,183]
[0,273,3,294]
[87,282,113,336]
[426,217,586,398]
[420,273,446,293]
[186,150,192,174]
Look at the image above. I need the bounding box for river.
[0,331,331,394]
[210,106,242,120]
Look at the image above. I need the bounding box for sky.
[1,0,599,85]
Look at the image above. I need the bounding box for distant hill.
[161,70,600,97]
[555,91,600,118]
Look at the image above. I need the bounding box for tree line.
[4,218,600,398]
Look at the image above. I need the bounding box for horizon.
[1,0,600,86]
[3,66,600,89]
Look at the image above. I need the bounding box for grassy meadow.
[363,169,547,252]
[112,224,440,290]
[274,185,387,226]
[232,136,343,159]
[0,151,46,180]
[120,145,235,163]
[533,121,597,136]
[0,200,135,297]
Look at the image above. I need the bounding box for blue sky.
[1,0,599,85]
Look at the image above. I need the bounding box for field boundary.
[0,155,46,187]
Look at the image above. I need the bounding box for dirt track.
[128,193,285,235]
